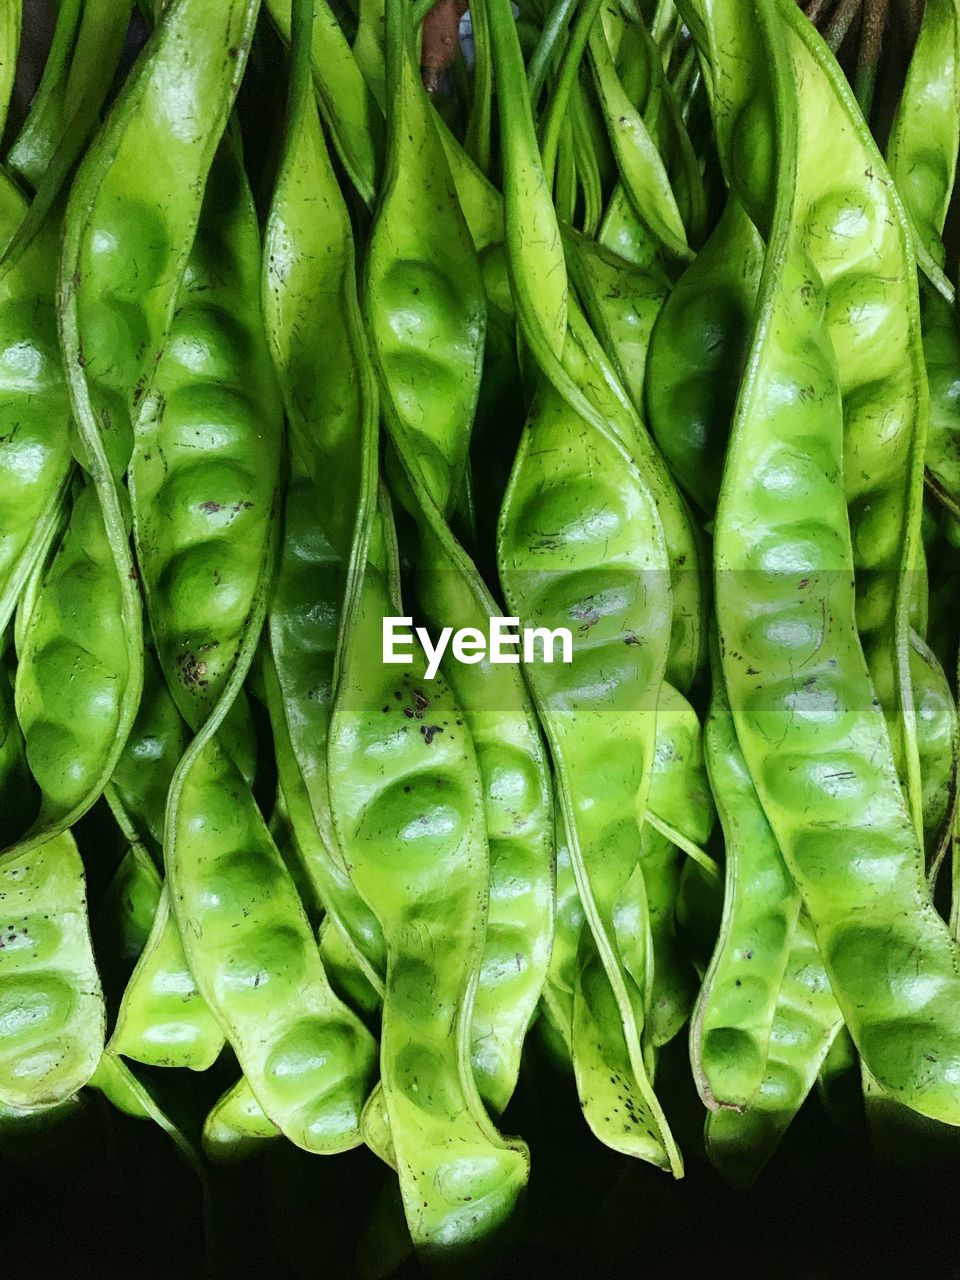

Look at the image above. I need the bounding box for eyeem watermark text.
[383,617,573,679]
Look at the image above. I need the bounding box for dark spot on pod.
[176,653,208,689]
[420,725,442,745]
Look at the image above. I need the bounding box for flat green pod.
[705,914,842,1188]
[498,377,680,1173]
[110,889,225,1071]
[691,648,800,1112]
[0,831,103,1106]
[203,1076,282,1165]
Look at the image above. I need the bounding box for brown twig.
[804,0,834,27]
[895,0,923,46]
[824,0,864,51]
[421,0,468,95]
[855,0,889,118]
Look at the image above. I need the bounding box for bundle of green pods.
[1,0,960,1264]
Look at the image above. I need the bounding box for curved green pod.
[167,727,378,1154]
[366,0,553,1117]
[705,913,842,1187]
[203,1076,281,1164]
[15,483,131,832]
[498,376,681,1173]
[922,290,960,518]
[330,564,530,1249]
[265,0,384,206]
[0,829,103,1107]
[691,646,800,1112]
[910,632,958,861]
[643,682,713,1051]
[778,0,928,820]
[52,0,261,861]
[130,145,282,733]
[110,888,224,1071]
[693,0,960,1126]
[886,0,960,293]
[645,198,764,517]
[0,172,72,642]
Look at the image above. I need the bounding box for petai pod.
[645,197,764,517]
[0,173,72,640]
[53,0,261,857]
[704,912,842,1187]
[691,642,800,1112]
[130,144,282,734]
[885,0,960,294]
[0,827,103,1107]
[365,0,553,1116]
[498,376,681,1173]
[697,0,960,1125]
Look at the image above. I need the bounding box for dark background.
[4,1035,960,1280]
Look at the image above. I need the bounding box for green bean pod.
[0,0,135,285]
[203,1077,281,1164]
[330,565,530,1249]
[587,18,691,262]
[110,888,224,1070]
[262,0,378,915]
[922,290,960,517]
[14,482,131,835]
[0,828,103,1107]
[95,836,162,996]
[910,632,958,861]
[484,0,568,361]
[540,810,582,1060]
[108,655,223,1071]
[130,146,282,732]
[0,172,72,640]
[645,198,764,516]
[318,25,530,1201]
[704,913,842,1188]
[167,726,378,1153]
[562,304,705,692]
[266,649,385,995]
[319,916,382,1020]
[885,0,960,292]
[366,0,553,1116]
[7,0,82,187]
[779,0,928,821]
[108,649,188,862]
[498,381,681,1172]
[699,0,960,1125]
[615,6,707,245]
[266,0,384,205]
[691,646,800,1111]
[644,682,713,1050]
[55,0,261,856]
[565,230,669,418]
